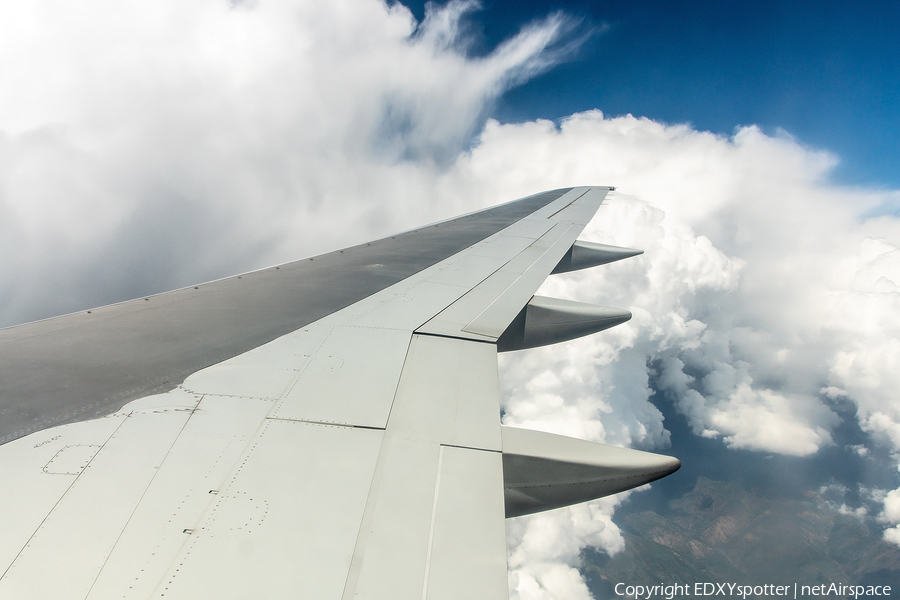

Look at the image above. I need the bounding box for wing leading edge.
[0,187,679,599]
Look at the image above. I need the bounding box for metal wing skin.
[0,187,679,599]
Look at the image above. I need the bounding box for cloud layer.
[483,115,899,596]
[3,1,900,598]
[0,0,573,325]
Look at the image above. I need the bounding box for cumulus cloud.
[478,114,900,587]
[4,0,900,597]
[507,497,626,600]
[475,115,894,451]
[0,0,576,326]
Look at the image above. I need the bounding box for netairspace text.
[615,582,893,600]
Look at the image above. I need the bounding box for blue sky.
[405,0,900,190]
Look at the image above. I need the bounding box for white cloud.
[4,0,900,595]
[507,497,626,600]
[473,113,899,560]
[0,0,575,325]
[471,114,900,567]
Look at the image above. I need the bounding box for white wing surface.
[0,187,679,599]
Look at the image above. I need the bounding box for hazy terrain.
[582,478,900,597]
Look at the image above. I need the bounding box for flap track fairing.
[551,241,643,274]
[501,426,681,518]
[496,296,631,352]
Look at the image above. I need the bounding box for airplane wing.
[0,187,679,599]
